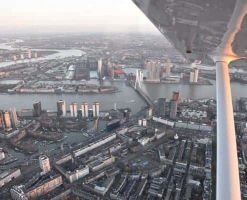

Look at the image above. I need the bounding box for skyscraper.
[92,102,100,117]
[107,60,114,78]
[0,111,5,129]
[9,108,19,128]
[157,98,166,116]
[194,68,199,83]
[189,68,199,83]
[28,49,32,59]
[170,100,178,120]
[172,91,180,103]
[81,102,89,118]
[20,54,24,60]
[164,59,172,77]
[3,111,12,129]
[13,55,17,61]
[189,70,195,83]
[34,52,38,58]
[147,107,153,119]
[57,100,66,117]
[39,155,51,174]
[70,103,78,117]
[33,101,42,117]
[169,91,180,120]
[98,59,103,79]
[146,60,160,82]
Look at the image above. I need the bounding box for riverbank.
[0,50,59,63]
[4,84,118,95]
[144,79,212,85]
[0,43,84,68]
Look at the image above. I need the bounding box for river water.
[142,81,247,101]
[0,43,84,68]
[124,68,247,102]
[0,42,247,113]
[0,81,146,113]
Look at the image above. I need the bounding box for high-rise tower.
[57,100,66,117]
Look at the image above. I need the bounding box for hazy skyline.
[0,0,158,33]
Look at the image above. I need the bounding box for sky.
[0,0,159,34]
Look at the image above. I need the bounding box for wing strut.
[216,61,241,200]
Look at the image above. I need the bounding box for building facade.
[57,100,66,117]
[39,155,51,174]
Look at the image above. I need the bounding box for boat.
[83,132,89,137]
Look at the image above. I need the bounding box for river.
[0,81,146,113]
[0,42,247,113]
[0,43,84,68]
[124,67,247,102]
[142,81,247,101]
